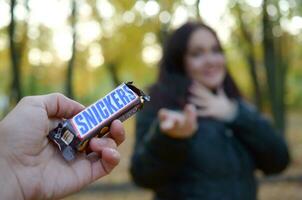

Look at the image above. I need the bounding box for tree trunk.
[8,0,22,104]
[196,0,202,22]
[107,63,120,87]
[66,0,77,98]
[262,0,287,134]
[235,3,263,110]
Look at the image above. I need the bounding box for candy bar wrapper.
[48,82,150,161]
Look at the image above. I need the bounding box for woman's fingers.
[158,107,198,138]
[159,109,184,132]
[159,109,172,131]
[160,117,176,131]
[158,108,169,121]
[184,104,197,124]
[188,96,208,108]
[190,81,213,100]
[184,104,198,131]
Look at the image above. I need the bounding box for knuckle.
[19,96,36,105]
[50,92,65,99]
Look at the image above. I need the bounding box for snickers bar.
[48,82,150,161]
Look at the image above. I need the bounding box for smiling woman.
[130,22,290,200]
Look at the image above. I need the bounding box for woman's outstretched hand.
[158,104,198,139]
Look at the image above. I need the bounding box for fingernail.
[112,119,122,125]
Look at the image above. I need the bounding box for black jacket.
[130,96,290,200]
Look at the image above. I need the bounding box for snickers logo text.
[71,84,137,138]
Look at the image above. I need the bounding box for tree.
[8,0,22,104]
[229,0,295,134]
[232,2,263,110]
[262,0,291,133]
[66,0,78,98]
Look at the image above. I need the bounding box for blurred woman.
[130,22,290,200]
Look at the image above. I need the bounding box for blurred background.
[0,0,302,199]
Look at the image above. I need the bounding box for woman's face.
[185,28,226,90]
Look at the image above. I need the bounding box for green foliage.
[0,0,302,126]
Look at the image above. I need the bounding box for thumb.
[40,93,85,119]
[48,119,61,131]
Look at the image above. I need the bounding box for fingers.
[85,120,125,155]
[184,104,197,124]
[189,81,213,100]
[187,96,212,118]
[184,104,197,132]
[159,109,171,131]
[158,108,169,122]
[89,137,117,152]
[40,93,85,118]
[70,145,120,192]
[89,137,119,174]
[87,148,120,182]
[105,120,125,146]
[188,82,227,120]
[94,148,120,178]
[86,121,124,181]
[100,148,120,174]
[160,117,176,132]
[188,96,208,108]
[158,107,198,138]
[158,109,182,132]
[88,137,120,179]
[159,109,175,131]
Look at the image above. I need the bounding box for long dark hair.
[147,22,241,112]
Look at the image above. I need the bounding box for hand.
[158,104,198,139]
[0,93,125,200]
[189,81,238,122]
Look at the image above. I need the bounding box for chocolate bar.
[48,82,150,161]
